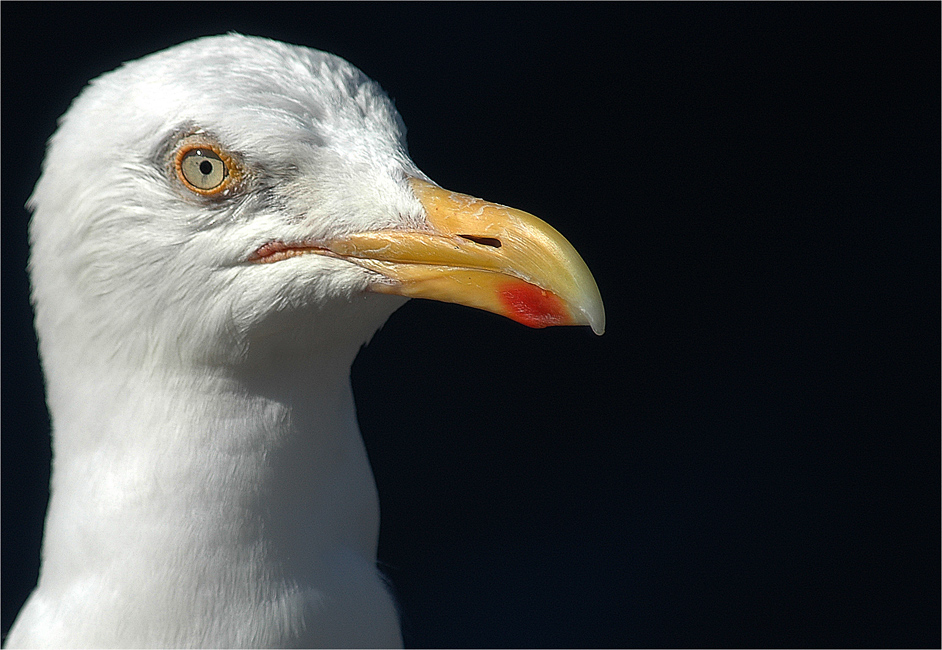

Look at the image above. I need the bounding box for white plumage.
[7,34,603,648]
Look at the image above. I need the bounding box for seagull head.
[29,32,604,377]
[13,33,608,649]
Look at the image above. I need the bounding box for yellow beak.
[316,177,604,335]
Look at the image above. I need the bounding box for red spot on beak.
[498,281,569,329]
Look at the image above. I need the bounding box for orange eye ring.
[174,139,242,196]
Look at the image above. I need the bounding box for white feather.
[7,34,431,648]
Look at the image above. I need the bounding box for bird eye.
[178,147,228,192]
[173,139,243,196]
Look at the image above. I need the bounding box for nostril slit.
[459,235,502,248]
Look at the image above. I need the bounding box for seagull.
[5,34,604,648]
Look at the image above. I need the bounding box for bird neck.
[37,342,381,606]
[15,311,405,647]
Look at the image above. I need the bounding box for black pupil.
[199,160,214,175]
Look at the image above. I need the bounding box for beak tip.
[583,301,606,336]
[573,278,605,336]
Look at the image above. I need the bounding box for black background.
[2,4,939,648]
